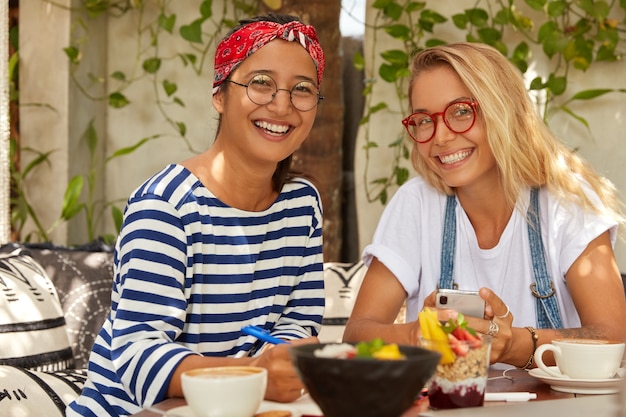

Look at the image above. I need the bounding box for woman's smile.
[254,119,292,136]
[437,148,473,165]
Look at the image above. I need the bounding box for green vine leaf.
[379,63,402,82]
[525,0,547,11]
[83,1,110,18]
[529,76,545,90]
[109,92,130,108]
[452,13,469,29]
[547,74,567,96]
[363,141,379,149]
[580,0,610,20]
[111,71,126,81]
[372,0,391,9]
[200,0,213,18]
[596,44,618,62]
[176,122,187,136]
[380,189,388,205]
[395,166,409,185]
[380,49,409,65]
[383,2,404,20]
[568,88,614,101]
[465,8,489,27]
[64,46,80,64]
[493,8,511,25]
[178,53,198,66]
[511,10,534,31]
[180,19,204,44]
[407,2,426,13]
[143,57,162,74]
[477,27,502,44]
[547,0,567,17]
[163,80,177,97]
[572,56,591,71]
[158,13,176,33]
[419,10,447,32]
[425,38,447,47]
[385,24,411,40]
[559,106,590,130]
[370,102,388,114]
[511,42,530,73]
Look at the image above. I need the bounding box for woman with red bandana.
[68,13,326,417]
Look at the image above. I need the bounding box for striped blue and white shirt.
[67,164,325,417]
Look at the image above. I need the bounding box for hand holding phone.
[435,289,485,318]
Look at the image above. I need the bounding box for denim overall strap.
[527,187,563,329]
[438,195,457,289]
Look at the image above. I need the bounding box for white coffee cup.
[534,338,625,380]
[181,366,267,417]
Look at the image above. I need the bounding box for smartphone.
[435,289,485,318]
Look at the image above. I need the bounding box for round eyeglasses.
[401,101,479,143]
[226,74,323,112]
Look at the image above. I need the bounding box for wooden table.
[129,367,606,417]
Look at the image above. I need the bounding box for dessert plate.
[528,366,624,394]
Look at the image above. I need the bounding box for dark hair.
[226,13,301,36]
[217,13,306,192]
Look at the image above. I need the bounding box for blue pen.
[241,325,289,345]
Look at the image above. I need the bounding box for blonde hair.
[408,42,624,226]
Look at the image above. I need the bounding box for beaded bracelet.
[519,326,539,370]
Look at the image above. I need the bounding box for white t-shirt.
[362,176,617,328]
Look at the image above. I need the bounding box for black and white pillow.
[0,247,74,371]
[0,366,87,417]
[24,244,113,369]
[318,261,367,343]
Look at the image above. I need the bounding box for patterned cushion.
[0,247,74,371]
[23,244,113,369]
[0,366,87,417]
[318,261,367,343]
[318,261,408,343]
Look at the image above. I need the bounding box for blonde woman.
[344,42,626,369]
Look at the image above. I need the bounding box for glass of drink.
[420,335,492,409]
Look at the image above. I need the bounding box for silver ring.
[496,304,510,319]
[487,320,499,336]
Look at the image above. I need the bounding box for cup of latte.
[534,338,624,380]
[181,366,267,417]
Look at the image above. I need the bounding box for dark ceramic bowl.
[290,343,441,417]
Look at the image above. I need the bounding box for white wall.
[104,3,218,234]
[354,0,626,271]
[20,1,221,243]
[20,0,73,243]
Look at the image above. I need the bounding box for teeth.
[255,120,289,134]
[439,150,471,164]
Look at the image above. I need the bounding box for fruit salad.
[314,338,406,360]
[418,308,491,409]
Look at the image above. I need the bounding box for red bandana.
[212,20,325,94]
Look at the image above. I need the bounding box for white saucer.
[164,394,322,417]
[164,406,194,417]
[528,366,624,394]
